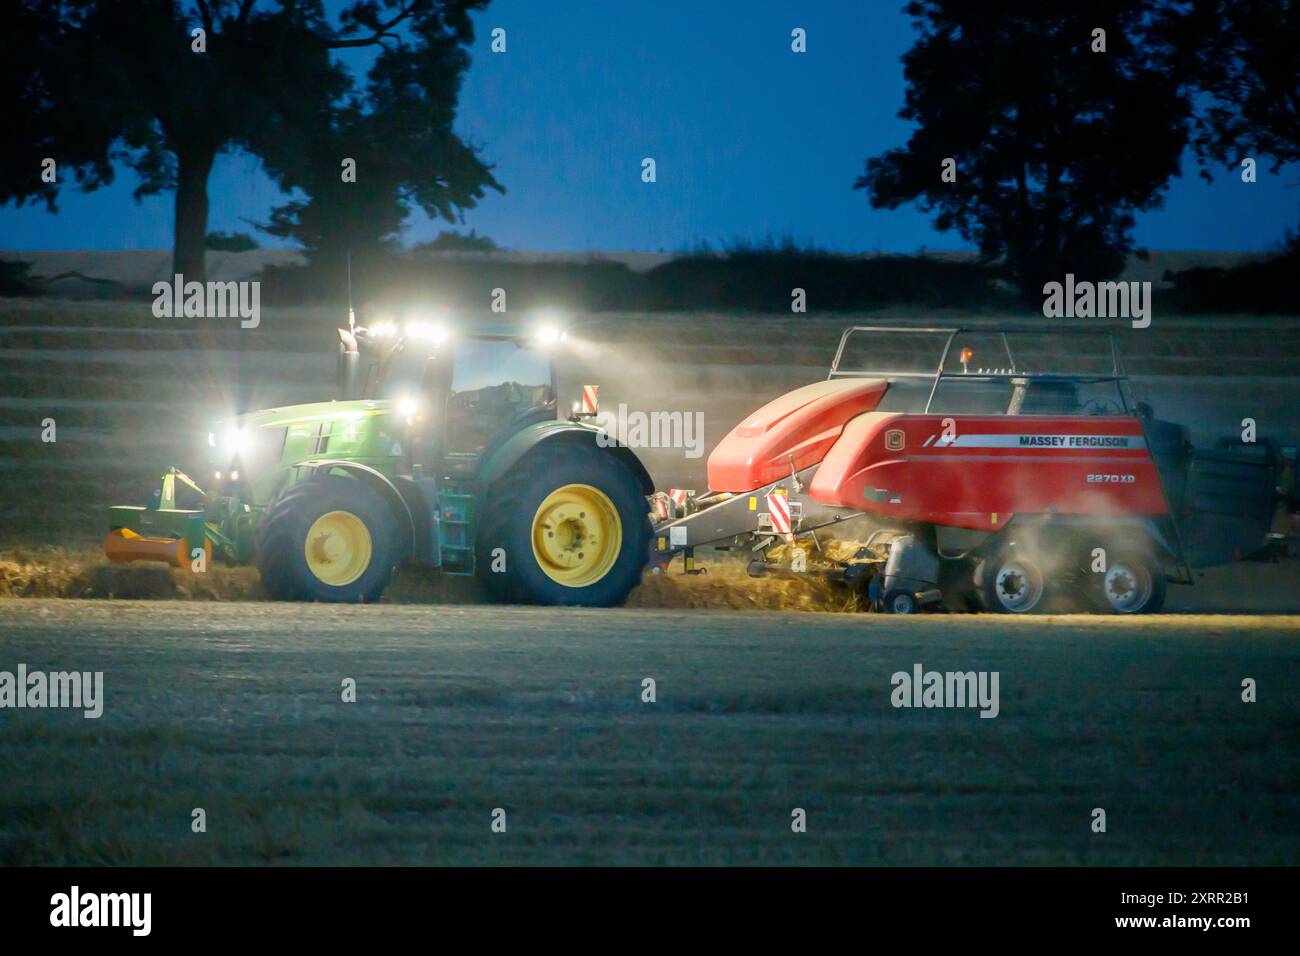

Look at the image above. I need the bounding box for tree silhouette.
[857,0,1191,298]
[1159,0,1298,185]
[1,1,500,282]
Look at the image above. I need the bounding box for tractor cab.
[338,319,559,471]
[433,335,556,462]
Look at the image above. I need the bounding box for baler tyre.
[256,475,400,603]
[883,589,918,615]
[1090,548,1167,614]
[978,552,1048,614]
[478,446,651,606]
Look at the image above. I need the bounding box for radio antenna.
[346,250,355,332]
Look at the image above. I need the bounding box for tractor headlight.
[219,426,251,457]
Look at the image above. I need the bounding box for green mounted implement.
[105,318,653,606]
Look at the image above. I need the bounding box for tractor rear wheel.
[257,475,400,603]
[478,445,651,606]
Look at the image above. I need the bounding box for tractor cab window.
[444,338,555,455]
[373,341,433,398]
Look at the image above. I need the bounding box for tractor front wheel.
[257,475,400,602]
[478,446,651,606]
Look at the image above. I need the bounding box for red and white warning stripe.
[581,384,599,414]
[668,488,692,509]
[766,493,791,534]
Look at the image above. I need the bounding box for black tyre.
[977,550,1048,614]
[883,589,918,614]
[477,445,651,606]
[256,475,400,602]
[1089,547,1167,614]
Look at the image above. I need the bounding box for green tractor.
[104,318,653,606]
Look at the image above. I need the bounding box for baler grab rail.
[827,324,1130,414]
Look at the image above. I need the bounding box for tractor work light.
[533,323,568,348]
[527,308,570,349]
[406,321,450,344]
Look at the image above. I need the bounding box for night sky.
[2,0,1297,253]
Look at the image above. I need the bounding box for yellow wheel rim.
[304,510,373,587]
[530,484,622,588]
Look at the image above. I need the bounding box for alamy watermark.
[1042,273,1151,329]
[891,663,999,718]
[595,403,705,459]
[50,886,150,936]
[152,273,260,328]
[0,664,103,718]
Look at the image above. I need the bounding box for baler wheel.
[978,553,1047,614]
[1089,547,1167,614]
[883,589,918,614]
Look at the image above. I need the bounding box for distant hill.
[0,248,1285,312]
[0,248,1268,289]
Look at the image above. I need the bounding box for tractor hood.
[207,399,404,496]
[706,378,889,492]
[234,399,393,430]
